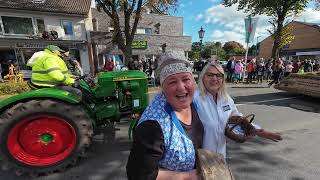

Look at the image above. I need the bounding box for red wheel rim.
[7,115,77,166]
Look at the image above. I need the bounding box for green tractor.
[0,70,148,176]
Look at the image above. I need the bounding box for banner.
[244,16,259,43]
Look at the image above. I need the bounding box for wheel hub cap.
[7,115,77,166]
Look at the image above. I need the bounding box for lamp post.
[198,26,205,60]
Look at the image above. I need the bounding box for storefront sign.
[132,41,147,49]
[16,42,48,49]
[296,51,320,56]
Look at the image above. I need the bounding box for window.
[154,23,160,34]
[145,28,152,35]
[62,20,73,35]
[36,18,45,34]
[92,18,98,31]
[1,16,34,35]
[136,28,145,34]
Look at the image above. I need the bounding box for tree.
[95,0,177,65]
[222,41,245,54]
[223,0,312,60]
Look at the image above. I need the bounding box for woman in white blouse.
[194,62,282,159]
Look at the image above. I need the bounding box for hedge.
[0,81,30,95]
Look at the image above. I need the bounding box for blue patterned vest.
[138,94,196,171]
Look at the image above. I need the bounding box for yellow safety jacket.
[31,49,75,87]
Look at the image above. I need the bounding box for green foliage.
[223,0,312,59]
[189,41,226,61]
[223,41,245,55]
[0,81,30,95]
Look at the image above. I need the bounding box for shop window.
[1,16,34,35]
[62,20,74,35]
[136,28,145,34]
[145,28,152,35]
[36,18,45,34]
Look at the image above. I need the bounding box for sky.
[170,0,320,46]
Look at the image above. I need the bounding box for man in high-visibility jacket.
[29,45,82,97]
[31,45,75,87]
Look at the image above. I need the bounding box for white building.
[0,0,93,75]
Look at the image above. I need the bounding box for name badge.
[222,105,231,112]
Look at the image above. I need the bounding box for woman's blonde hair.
[198,62,231,101]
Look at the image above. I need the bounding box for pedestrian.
[256,61,265,84]
[233,60,243,84]
[226,57,235,82]
[194,62,282,159]
[268,59,283,87]
[246,59,256,83]
[284,61,294,77]
[127,55,202,179]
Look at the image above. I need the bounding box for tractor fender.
[0,88,81,112]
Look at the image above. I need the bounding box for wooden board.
[197,149,235,180]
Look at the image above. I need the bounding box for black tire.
[0,99,93,177]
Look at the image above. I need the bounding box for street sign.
[132,40,147,49]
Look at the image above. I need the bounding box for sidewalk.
[226,81,271,88]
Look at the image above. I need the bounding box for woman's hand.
[255,129,282,142]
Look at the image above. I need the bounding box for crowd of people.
[102,57,158,87]
[225,57,320,85]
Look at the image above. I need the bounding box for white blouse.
[194,90,241,159]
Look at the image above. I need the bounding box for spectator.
[268,59,283,87]
[114,61,122,71]
[226,57,235,82]
[265,60,273,82]
[233,60,243,84]
[246,59,256,83]
[104,57,114,71]
[292,60,300,73]
[284,62,294,77]
[256,61,265,84]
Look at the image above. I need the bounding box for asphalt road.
[1,85,319,180]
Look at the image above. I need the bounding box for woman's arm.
[126,121,164,180]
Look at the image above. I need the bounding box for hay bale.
[197,149,235,180]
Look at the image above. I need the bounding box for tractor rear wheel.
[0,99,93,176]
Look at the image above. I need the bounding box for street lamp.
[198,26,205,59]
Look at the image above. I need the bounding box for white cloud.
[195,14,203,21]
[295,8,320,23]
[211,30,245,45]
[197,4,320,46]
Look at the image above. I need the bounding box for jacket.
[31,49,74,87]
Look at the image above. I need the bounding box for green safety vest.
[31,49,75,87]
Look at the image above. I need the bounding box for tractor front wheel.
[0,100,93,176]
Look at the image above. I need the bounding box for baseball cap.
[46,45,65,52]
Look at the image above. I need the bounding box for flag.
[245,16,259,43]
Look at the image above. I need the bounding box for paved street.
[1,84,320,180]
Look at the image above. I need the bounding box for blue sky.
[170,0,320,46]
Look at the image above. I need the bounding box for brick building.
[259,21,320,61]
[90,3,192,70]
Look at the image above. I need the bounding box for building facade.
[259,21,320,61]
[91,6,192,70]
[0,0,93,75]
